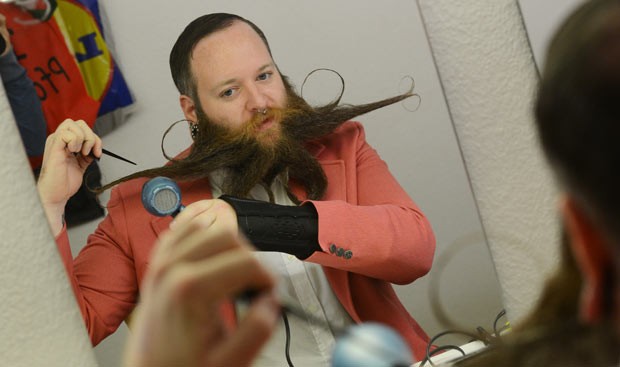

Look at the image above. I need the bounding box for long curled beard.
[98,76,414,202]
[185,98,328,202]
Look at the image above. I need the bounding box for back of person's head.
[536,0,620,244]
[169,13,272,100]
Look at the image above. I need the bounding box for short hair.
[169,13,272,101]
[535,0,620,241]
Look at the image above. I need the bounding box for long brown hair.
[95,76,414,201]
[454,229,617,367]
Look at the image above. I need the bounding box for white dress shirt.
[209,170,354,366]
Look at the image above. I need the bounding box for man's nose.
[245,84,268,113]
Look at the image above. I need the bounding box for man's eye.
[257,72,272,81]
[220,88,235,98]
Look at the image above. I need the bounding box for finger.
[207,293,279,367]
[53,119,97,156]
[170,199,238,236]
[63,121,92,156]
[154,211,219,257]
[54,120,85,152]
[166,246,275,306]
[64,125,87,153]
[54,118,79,132]
[169,199,216,229]
[56,130,81,153]
[73,120,100,157]
[167,229,254,270]
[92,134,103,158]
[45,133,94,172]
[75,151,95,169]
[153,225,251,276]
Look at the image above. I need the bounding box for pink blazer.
[56,121,436,359]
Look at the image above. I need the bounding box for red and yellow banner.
[0,0,132,134]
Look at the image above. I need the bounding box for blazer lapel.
[290,141,347,201]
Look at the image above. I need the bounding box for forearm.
[37,185,66,237]
[308,199,435,284]
[219,195,321,260]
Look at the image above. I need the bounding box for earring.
[189,123,199,139]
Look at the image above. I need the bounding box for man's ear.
[561,195,613,324]
[180,95,197,122]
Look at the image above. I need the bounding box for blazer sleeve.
[306,122,436,285]
[0,50,47,157]
[55,186,138,346]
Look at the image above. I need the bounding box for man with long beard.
[37,13,436,365]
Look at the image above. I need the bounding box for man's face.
[186,21,287,146]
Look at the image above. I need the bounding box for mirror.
[77,2,504,365]
[4,1,504,365]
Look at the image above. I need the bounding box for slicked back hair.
[169,13,272,102]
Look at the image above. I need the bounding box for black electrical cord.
[279,300,424,367]
[281,310,295,367]
[493,309,507,336]
[419,330,484,367]
[418,344,466,366]
[280,298,419,367]
[420,308,510,366]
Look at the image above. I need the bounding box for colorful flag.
[0,0,134,135]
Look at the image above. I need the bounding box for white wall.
[67,1,503,365]
[0,82,97,365]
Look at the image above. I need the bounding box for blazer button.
[344,250,353,259]
[336,247,345,257]
[329,244,337,254]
